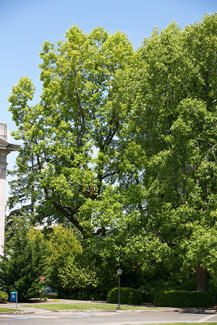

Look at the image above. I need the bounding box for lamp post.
[116,268,123,310]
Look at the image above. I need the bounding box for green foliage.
[0,217,48,302]
[7,14,217,296]
[46,225,97,299]
[138,265,197,303]
[208,279,217,303]
[107,287,142,305]
[0,291,8,303]
[7,23,167,286]
[8,26,134,241]
[154,290,210,308]
[93,292,102,300]
[47,225,82,295]
[139,280,171,303]
[69,293,77,300]
[120,12,217,290]
[77,291,86,300]
[58,256,98,299]
[139,277,197,303]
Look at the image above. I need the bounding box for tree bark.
[197,261,208,292]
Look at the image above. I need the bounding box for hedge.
[0,291,8,303]
[107,287,142,305]
[154,290,210,308]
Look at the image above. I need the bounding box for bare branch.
[155,231,166,244]
[197,138,212,147]
[102,170,120,180]
[206,144,217,162]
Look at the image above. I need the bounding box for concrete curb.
[0,311,35,315]
[47,308,217,313]
[50,309,161,313]
[1,308,217,314]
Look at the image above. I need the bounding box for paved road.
[1,309,217,325]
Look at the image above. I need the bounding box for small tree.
[47,225,82,295]
[0,216,48,301]
[58,256,98,299]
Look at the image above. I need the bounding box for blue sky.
[1,0,216,202]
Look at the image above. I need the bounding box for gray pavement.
[1,300,217,324]
[1,309,217,324]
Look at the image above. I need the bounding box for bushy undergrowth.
[154,290,210,307]
[107,287,142,305]
[0,291,8,303]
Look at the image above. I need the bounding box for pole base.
[117,306,121,310]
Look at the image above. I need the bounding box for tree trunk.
[197,261,208,292]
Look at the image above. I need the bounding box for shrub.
[128,289,142,305]
[0,291,8,303]
[208,278,217,304]
[58,293,68,299]
[88,293,94,300]
[94,292,102,300]
[154,290,210,308]
[69,293,77,300]
[107,287,142,305]
[138,278,175,303]
[77,291,86,300]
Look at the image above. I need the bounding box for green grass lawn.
[22,302,157,310]
[0,307,20,312]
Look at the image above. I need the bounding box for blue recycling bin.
[10,291,17,302]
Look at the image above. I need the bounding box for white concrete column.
[0,123,20,256]
[0,156,7,256]
[0,123,7,141]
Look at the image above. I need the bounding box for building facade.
[0,123,20,256]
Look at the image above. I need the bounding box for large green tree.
[119,13,217,291]
[8,16,217,295]
[8,26,134,240]
[8,26,165,274]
